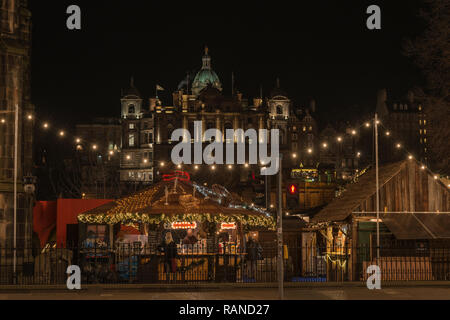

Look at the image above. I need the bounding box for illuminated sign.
[163,170,191,182]
[171,221,197,229]
[221,222,236,230]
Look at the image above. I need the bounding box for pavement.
[1,286,450,300]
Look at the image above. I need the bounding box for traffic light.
[286,183,299,209]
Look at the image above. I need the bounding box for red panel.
[56,199,113,248]
[33,201,57,247]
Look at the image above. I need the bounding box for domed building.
[191,47,222,96]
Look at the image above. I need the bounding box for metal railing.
[1,242,449,285]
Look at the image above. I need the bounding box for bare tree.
[404,0,450,174]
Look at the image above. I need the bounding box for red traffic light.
[288,184,298,195]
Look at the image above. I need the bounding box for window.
[129,123,135,129]
[292,133,298,141]
[309,126,312,131]
[129,134,135,147]
[128,104,135,114]
[276,105,283,115]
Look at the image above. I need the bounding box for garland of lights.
[77,212,276,230]
[1,112,447,188]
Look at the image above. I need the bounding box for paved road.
[1,287,450,300]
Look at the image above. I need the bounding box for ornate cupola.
[191,46,222,96]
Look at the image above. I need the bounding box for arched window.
[276,105,283,115]
[128,104,135,114]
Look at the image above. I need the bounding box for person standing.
[158,232,178,283]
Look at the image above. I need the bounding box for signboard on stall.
[171,221,197,229]
[220,222,236,230]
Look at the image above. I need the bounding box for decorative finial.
[276,77,280,88]
[130,76,134,87]
[205,45,209,55]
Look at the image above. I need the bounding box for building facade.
[0,0,34,250]
[76,47,362,199]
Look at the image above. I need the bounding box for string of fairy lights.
[0,111,448,188]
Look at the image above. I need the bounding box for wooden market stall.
[311,160,450,281]
[77,178,275,283]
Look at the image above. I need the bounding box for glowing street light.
[59,131,65,137]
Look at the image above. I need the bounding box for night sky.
[30,1,425,127]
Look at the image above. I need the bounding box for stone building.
[76,47,361,199]
[0,0,34,250]
[376,89,426,165]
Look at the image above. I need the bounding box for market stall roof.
[77,179,275,229]
[382,213,450,239]
[313,161,404,222]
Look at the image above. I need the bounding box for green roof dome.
[192,46,222,96]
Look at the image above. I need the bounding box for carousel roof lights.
[0,118,5,123]
[59,131,65,137]
[27,114,33,120]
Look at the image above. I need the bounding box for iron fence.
[0,242,450,285]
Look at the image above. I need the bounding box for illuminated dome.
[192,46,222,96]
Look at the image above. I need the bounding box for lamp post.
[0,104,18,282]
[374,113,380,265]
[277,154,284,300]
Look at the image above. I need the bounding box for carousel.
[77,173,276,283]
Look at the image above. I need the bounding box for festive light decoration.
[163,170,191,182]
[171,221,197,229]
[3,111,444,191]
[221,222,236,229]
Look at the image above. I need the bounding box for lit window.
[129,123,135,129]
[129,134,135,147]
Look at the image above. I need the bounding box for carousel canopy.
[77,179,275,230]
